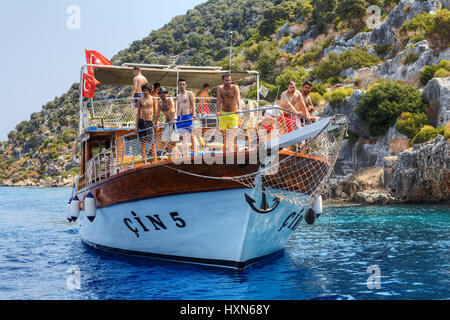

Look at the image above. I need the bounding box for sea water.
[0,187,448,300]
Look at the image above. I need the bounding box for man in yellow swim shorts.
[216,74,241,151]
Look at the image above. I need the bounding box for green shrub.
[258,1,305,36]
[62,129,77,144]
[395,112,429,139]
[434,68,450,78]
[437,126,450,139]
[324,87,354,107]
[399,9,450,50]
[411,125,440,145]
[275,66,308,91]
[254,42,281,81]
[295,38,333,66]
[419,60,450,85]
[420,65,439,85]
[438,60,450,69]
[309,92,323,106]
[355,81,427,136]
[374,43,392,56]
[311,83,327,95]
[312,48,380,81]
[335,0,369,29]
[312,0,338,32]
[402,52,419,65]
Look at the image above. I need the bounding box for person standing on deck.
[216,74,241,152]
[151,82,161,97]
[136,83,157,160]
[197,83,212,115]
[155,88,177,145]
[130,67,148,107]
[176,79,196,158]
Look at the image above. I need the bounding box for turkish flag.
[82,73,101,98]
[85,50,112,75]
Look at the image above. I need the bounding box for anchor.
[245,175,280,214]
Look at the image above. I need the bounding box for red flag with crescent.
[82,73,100,98]
[85,50,112,75]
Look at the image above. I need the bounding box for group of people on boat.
[129,66,317,158]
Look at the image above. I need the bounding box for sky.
[0,0,207,141]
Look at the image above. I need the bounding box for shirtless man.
[130,67,148,107]
[301,80,316,115]
[151,82,161,97]
[197,83,211,114]
[155,88,176,126]
[216,74,241,152]
[176,79,196,158]
[155,88,176,145]
[279,81,313,132]
[135,83,156,160]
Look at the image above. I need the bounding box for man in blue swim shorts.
[176,79,197,158]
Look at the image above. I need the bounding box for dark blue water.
[0,187,448,300]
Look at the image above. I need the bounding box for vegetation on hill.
[354,81,427,136]
[0,0,448,186]
[399,9,450,51]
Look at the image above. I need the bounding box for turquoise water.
[0,187,448,300]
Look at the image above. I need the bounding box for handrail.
[82,106,310,188]
[86,106,305,167]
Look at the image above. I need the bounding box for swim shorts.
[219,112,239,130]
[137,119,154,138]
[277,114,296,133]
[176,114,193,134]
[199,104,210,114]
[133,93,145,107]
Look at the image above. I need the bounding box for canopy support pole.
[79,65,84,136]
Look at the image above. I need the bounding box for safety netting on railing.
[84,97,263,130]
[160,116,347,208]
[86,99,136,128]
[231,119,347,207]
[83,107,347,208]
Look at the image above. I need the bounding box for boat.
[67,62,347,270]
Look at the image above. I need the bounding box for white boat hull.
[78,188,309,270]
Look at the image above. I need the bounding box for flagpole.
[79,65,84,136]
[229,31,233,72]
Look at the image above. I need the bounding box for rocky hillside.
[0,0,449,202]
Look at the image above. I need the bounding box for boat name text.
[278,210,304,232]
[123,211,186,238]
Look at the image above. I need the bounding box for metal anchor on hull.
[245,174,280,214]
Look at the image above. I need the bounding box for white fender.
[85,192,97,222]
[71,195,80,222]
[66,198,72,222]
[312,195,323,215]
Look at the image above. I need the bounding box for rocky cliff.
[0,0,448,204]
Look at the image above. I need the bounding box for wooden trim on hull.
[82,239,282,271]
[77,152,329,208]
[79,154,260,208]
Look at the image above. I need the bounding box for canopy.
[91,64,257,89]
